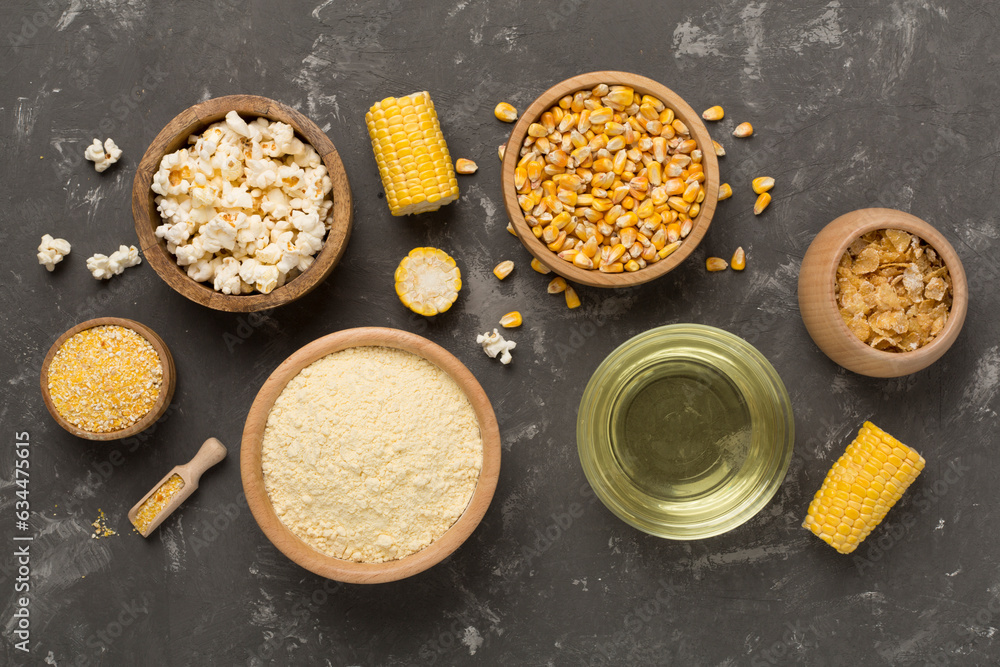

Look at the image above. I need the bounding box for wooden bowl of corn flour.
[241,327,501,583]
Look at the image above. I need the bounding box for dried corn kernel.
[718,183,733,201]
[706,257,728,272]
[495,102,518,122]
[547,276,568,294]
[803,422,925,555]
[712,140,725,157]
[366,92,459,216]
[493,260,514,280]
[498,144,505,161]
[702,105,724,121]
[752,176,774,194]
[564,286,581,309]
[394,247,462,316]
[731,247,746,271]
[531,258,551,274]
[500,311,523,328]
[754,192,771,215]
[507,222,517,236]
[733,122,754,138]
[456,158,478,174]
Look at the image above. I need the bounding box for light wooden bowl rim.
[240,327,502,584]
[798,208,968,377]
[132,94,353,313]
[501,71,720,288]
[40,317,176,441]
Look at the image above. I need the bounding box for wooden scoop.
[128,437,227,537]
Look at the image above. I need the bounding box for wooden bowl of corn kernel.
[798,208,968,377]
[501,71,720,288]
[40,317,176,441]
[132,94,353,312]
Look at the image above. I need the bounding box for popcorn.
[477,329,516,365]
[86,245,141,280]
[152,112,334,295]
[37,234,71,271]
[84,138,122,173]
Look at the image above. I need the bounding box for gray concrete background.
[2,0,998,665]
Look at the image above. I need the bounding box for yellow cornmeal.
[48,325,162,433]
[132,474,185,534]
[91,509,116,539]
[261,346,483,563]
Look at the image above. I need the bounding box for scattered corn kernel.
[731,247,746,271]
[803,422,926,555]
[564,286,581,309]
[454,158,478,175]
[530,258,551,274]
[495,102,518,122]
[507,222,517,237]
[493,260,514,280]
[712,140,725,157]
[754,192,771,215]
[752,176,774,194]
[718,183,733,201]
[702,105,724,121]
[394,247,462,316]
[47,325,163,433]
[733,122,754,138]
[499,311,523,328]
[547,276,568,294]
[706,257,728,272]
[498,144,505,161]
[366,92,459,216]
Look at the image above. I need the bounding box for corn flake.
[834,228,952,351]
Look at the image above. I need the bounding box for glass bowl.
[577,324,794,540]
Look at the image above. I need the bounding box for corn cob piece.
[803,422,926,555]
[366,92,459,216]
[394,247,462,316]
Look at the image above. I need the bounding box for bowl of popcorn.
[500,71,720,288]
[133,95,353,312]
[798,208,968,377]
[240,327,501,583]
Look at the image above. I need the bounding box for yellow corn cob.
[366,92,459,216]
[394,247,462,316]
[803,422,926,555]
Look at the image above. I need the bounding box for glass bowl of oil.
[577,324,794,540]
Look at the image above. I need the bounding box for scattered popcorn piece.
[37,234,71,271]
[86,245,141,280]
[84,138,122,173]
[476,329,516,365]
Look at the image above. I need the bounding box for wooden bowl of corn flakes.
[798,208,968,377]
[501,71,720,288]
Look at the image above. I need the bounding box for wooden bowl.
[132,95,353,312]
[40,317,176,441]
[798,208,968,377]
[501,71,720,288]
[240,327,501,583]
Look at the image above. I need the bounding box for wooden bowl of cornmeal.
[240,327,501,583]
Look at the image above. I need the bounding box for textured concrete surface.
[2,0,999,665]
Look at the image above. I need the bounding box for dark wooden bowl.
[40,317,176,441]
[798,208,968,377]
[240,327,501,583]
[501,71,720,288]
[132,95,353,312]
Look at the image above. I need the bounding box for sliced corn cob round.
[803,422,926,555]
[366,92,459,216]
[394,247,462,316]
